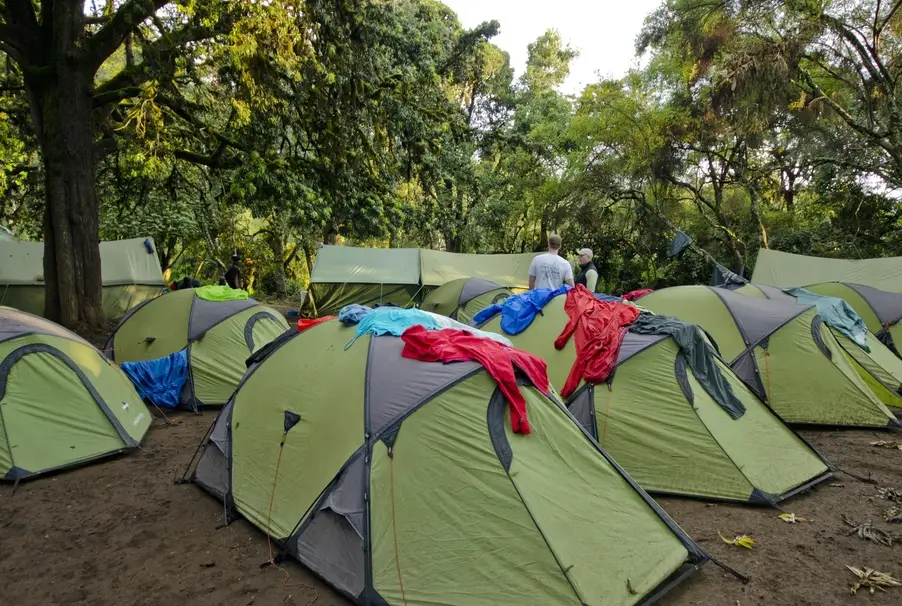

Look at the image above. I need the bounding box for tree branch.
[878,0,902,33]
[93,85,141,108]
[173,147,242,169]
[796,71,898,158]
[86,0,172,69]
[283,242,302,270]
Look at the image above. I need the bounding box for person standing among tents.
[575,248,598,292]
[528,234,574,290]
[224,254,242,289]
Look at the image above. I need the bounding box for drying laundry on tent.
[189,317,707,605]
[477,290,832,504]
[638,286,899,427]
[726,282,902,412]
[419,277,513,324]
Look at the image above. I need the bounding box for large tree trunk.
[266,226,288,297]
[21,2,104,328]
[36,71,103,327]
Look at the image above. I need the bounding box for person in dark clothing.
[575,248,599,292]
[224,254,242,289]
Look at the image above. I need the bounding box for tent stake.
[837,466,879,485]
[149,401,173,426]
[710,555,751,583]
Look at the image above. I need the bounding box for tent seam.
[672,358,764,504]
[485,390,586,604]
[542,386,708,561]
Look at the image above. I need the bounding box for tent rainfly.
[419,278,513,324]
[106,288,290,410]
[733,283,902,412]
[479,296,833,504]
[418,249,537,289]
[308,246,421,316]
[307,245,538,317]
[639,286,899,428]
[191,319,707,605]
[0,306,152,481]
[0,237,166,318]
[752,248,902,293]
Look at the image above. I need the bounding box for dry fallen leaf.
[878,487,902,502]
[885,506,902,524]
[778,512,810,524]
[719,533,755,549]
[847,565,902,595]
[871,440,902,450]
[843,514,894,547]
[829,483,845,488]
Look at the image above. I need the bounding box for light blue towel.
[345,307,443,349]
[784,287,871,351]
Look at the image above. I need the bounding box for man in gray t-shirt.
[528,234,575,290]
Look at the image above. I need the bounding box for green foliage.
[3,0,902,301]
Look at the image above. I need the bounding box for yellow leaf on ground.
[719,533,755,549]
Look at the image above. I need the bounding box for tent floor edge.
[358,585,389,606]
[637,561,707,606]
[1,447,134,484]
[771,471,835,505]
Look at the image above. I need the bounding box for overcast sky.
[443,0,662,94]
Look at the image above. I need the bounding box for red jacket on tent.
[622,288,653,301]
[298,316,334,333]
[400,325,550,434]
[554,285,640,398]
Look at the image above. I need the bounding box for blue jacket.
[472,285,571,334]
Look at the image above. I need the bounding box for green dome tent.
[0,307,151,481]
[419,277,512,324]
[106,288,290,410]
[479,297,832,504]
[801,282,902,358]
[639,286,898,428]
[191,319,706,605]
[733,283,902,413]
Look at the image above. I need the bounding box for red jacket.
[297,316,334,333]
[400,326,550,434]
[554,285,640,398]
[622,288,653,301]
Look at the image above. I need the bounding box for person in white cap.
[575,248,598,292]
[528,234,574,290]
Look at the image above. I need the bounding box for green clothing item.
[196,285,249,301]
[629,312,746,419]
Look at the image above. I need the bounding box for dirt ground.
[1,412,901,606]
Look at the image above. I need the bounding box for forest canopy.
[2,0,901,323]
